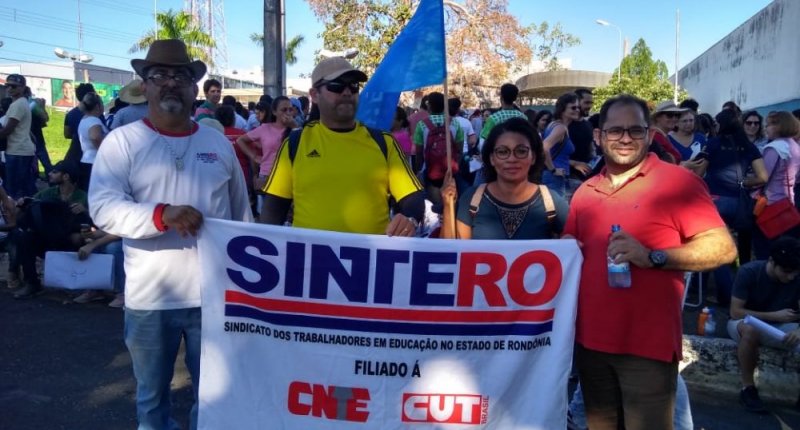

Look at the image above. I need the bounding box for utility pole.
[263,0,285,97]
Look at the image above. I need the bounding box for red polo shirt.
[564,153,725,362]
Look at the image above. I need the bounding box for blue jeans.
[95,240,125,293]
[569,375,693,430]
[5,154,37,199]
[125,308,201,430]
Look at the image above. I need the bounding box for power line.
[80,0,153,17]
[1,9,141,43]
[0,56,80,71]
[0,34,135,61]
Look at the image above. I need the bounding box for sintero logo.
[402,393,488,425]
[287,381,370,422]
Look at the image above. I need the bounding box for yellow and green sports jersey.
[263,121,422,234]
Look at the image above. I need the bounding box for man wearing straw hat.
[110,78,148,129]
[259,56,424,236]
[89,39,252,429]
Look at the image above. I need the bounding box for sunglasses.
[665,112,681,118]
[493,146,531,160]
[745,121,760,126]
[602,126,649,141]
[318,80,360,94]
[146,72,195,87]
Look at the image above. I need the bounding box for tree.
[305,0,536,106]
[130,9,216,67]
[593,38,688,108]
[249,34,306,65]
[526,21,580,71]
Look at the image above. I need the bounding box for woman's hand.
[570,161,592,176]
[442,172,458,206]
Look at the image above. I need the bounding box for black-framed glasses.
[745,121,761,126]
[318,80,360,94]
[493,146,531,160]
[146,72,195,87]
[602,126,649,141]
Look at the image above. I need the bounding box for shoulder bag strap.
[468,184,487,218]
[539,185,557,224]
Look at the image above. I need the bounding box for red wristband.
[153,203,170,232]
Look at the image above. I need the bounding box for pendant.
[175,158,184,170]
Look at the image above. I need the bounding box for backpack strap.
[287,128,304,163]
[468,183,487,218]
[288,125,388,163]
[539,185,557,224]
[422,117,436,132]
[365,126,388,161]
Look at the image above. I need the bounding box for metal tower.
[185,0,228,72]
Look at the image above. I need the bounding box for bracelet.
[153,203,170,232]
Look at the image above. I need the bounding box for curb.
[681,335,799,403]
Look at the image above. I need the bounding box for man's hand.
[607,230,652,268]
[784,327,800,348]
[78,243,96,260]
[70,203,87,214]
[441,172,457,205]
[570,161,592,176]
[772,309,800,323]
[385,215,417,237]
[162,205,204,237]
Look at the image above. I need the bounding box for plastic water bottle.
[697,307,710,336]
[704,307,716,336]
[607,225,631,288]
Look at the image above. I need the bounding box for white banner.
[198,219,581,429]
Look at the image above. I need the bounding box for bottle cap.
[611,224,621,233]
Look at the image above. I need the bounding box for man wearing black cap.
[12,160,89,299]
[0,74,37,199]
[89,39,251,429]
[260,57,424,235]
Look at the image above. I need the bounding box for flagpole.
[441,22,456,237]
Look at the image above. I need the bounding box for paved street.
[2,283,800,429]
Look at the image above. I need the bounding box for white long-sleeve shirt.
[89,119,253,310]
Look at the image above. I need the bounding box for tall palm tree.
[249,33,305,65]
[130,9,216,67]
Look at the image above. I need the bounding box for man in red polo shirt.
[564,94,736,430]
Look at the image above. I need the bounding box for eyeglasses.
[318,80,360,94]
[569,106,580,111]
[665,112,681,118]
[493,146,531,160]
[745,121,761,126]
[602,126,649,141]
[146,72,195,87]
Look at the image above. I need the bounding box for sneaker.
[13,283,42,299]
[740,386,767,413]
[73,290,105,304]
[108,293,125,308]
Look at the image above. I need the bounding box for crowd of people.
[0,37,799,429]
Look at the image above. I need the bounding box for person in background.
[221,95,248,130]
[0,75,37,199]
[541,92,580,197]
[298,96,310,123]
[77,92,107,191]
[752,111,800,259]
[679,98,700,114]
[728,236,800,413]
[743,111,768,152]
[63,83,97,165]
[408,95,430,147]
[722,100,743,118]
[524,108,538,128]
[105,98,128,129]
[650,101,684,164]
[699,109,767,305]
[25,87,53,176]
[391,106,414,165]
[469,108,484,139]
[111,79,148,129]
[193,78,221,121]
[534,110,553,138]
[697,113,718,139]
[290,97,305,127]
[668,110,707,162]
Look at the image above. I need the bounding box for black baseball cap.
[51,160,80,180]
[5,74,26,87]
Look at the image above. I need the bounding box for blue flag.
[356,0,446,131]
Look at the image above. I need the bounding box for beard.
[159,97,184,114]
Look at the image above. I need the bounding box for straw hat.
[118,79,146,104]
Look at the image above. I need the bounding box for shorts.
[727,319,799,349]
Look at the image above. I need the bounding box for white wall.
[678,0,800,112]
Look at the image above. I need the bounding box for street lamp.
[596,19,622,82]
[54,47,93,63]
[319,48,359,59]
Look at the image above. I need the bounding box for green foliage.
[129,9,216,67]
[526,21,580,71]
[41,108,70,169]
[250,34,306,66]
[593,38,688,108]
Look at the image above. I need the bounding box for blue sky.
[0,0,773,81]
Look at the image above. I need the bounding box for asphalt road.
[1,283,800,430]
